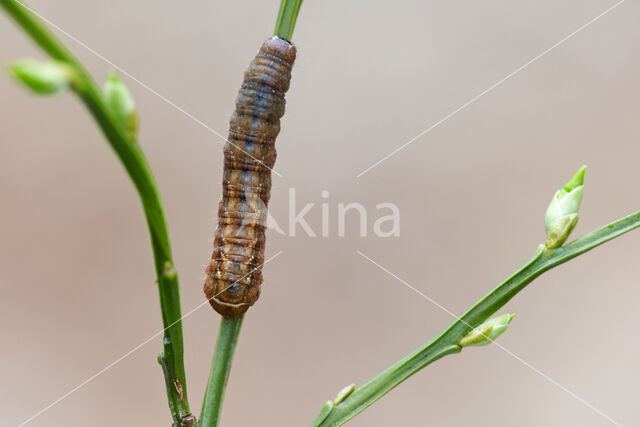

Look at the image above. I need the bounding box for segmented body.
[204,37,296,317]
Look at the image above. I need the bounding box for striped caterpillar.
[203,37,297,317]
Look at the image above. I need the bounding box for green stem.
[316,210,640,426]
[200,316,244,427]
[0,1,191,423]
[274,0,304,41]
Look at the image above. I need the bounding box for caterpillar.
[203,36,297,317]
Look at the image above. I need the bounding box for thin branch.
[0,1,192,423]
[200,317,244,427]
[315,209,640,426]
[274,0,304,41]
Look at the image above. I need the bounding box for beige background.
[2,0,640,426]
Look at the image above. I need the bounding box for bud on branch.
[8,58,76,95]
[102,71,138,140]
[544,166,586,249]
[458,313,517,347]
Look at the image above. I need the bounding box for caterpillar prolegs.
[204,37,296,317]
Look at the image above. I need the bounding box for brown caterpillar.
[203,36,296,317]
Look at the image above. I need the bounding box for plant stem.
[274,0,304,41]
[316,209,640,426]
[0,1,191,423]
[200,317,244,427]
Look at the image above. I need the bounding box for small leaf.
[562,165,586,193]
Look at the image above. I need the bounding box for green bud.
[103,71,138,139]
[8,58,75,95]
[544,166,585,249]
[458,313,517,347]
[310,401,334,427]
[333,383,355,405]
[163,261,177,279]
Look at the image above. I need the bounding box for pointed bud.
[458,313,517,347]
[310,401,334,427]
[8,59,76,95]
[333,383,355,405]
[103,71,138,139]
[544,166,585,249]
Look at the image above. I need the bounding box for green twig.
[274,0,304,41]
[200,317,244,427]
[316,210,640,426]
[0,1,192,423]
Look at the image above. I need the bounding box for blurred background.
[2,0,640,425]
